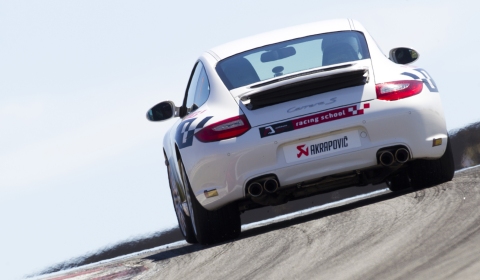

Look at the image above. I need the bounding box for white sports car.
[147,19,454,245]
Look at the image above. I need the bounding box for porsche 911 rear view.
[147,19,454,245]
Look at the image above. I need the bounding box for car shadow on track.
[145,187,415,262]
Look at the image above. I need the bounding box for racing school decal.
[176,116,213,149]
[259,103,370,138]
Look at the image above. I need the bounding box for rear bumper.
[186,91,447,210]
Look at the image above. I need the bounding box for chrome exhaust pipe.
[395,148,410,163]
[379,151,394,166]
[263,178,279,193]
[248,182,263,197]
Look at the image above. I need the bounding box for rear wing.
[238,63,369,110]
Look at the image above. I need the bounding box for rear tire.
[168,164,197,244]
[180,161,241,245]
[409,137,455,189]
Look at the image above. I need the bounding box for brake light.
[375,80,423,101]
[195,115,251,142]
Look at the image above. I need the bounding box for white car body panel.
[158,19,448,211]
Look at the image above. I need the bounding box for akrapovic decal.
[401,68,438,92]
[300,136,349,158]
[283,130,361,163]
[259,103,370,138]
[176,116,213,149]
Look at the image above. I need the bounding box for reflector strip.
[433,138,443,147]
[204,189,218,198]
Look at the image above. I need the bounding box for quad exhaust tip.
[248,182,263,197]
[379,151,395,166]
[248,178,280,197]
[379,148,410,166]
[395,148,410,163]
[264,179,279,193]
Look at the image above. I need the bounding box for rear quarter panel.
[172,53,245,200]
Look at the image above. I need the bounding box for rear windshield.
[216,31,370,90]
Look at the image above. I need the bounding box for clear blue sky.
[1,0,478,279]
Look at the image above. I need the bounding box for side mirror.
[389,47,419,65]
[146,101,178,121]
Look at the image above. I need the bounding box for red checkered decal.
[348,103,370,115]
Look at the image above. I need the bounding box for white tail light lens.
[195,115,251,142]
[376,80,423,101]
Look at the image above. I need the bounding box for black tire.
[387,170,411,192]
[409,137,455,189]
[181,161,241,245]
[168,164,197,243]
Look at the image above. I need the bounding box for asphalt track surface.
[43,166,480,280]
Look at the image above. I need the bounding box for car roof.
[208,19,354,61]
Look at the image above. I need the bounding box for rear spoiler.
[238,63,369,110]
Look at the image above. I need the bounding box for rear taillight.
[195,115,251,142]
[375,80,423,101]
